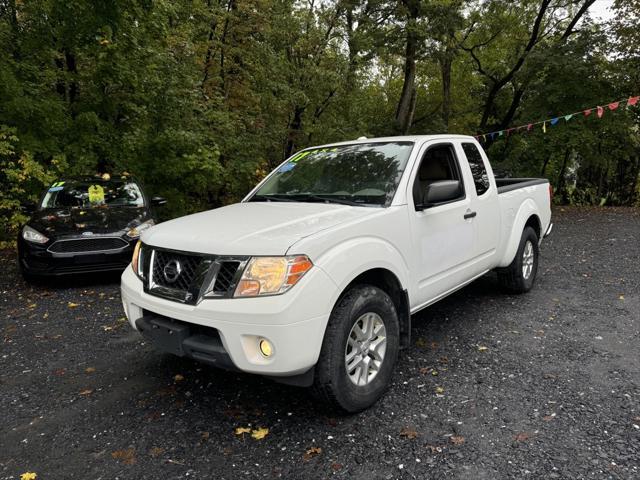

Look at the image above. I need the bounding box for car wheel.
[497,226,539,294]
[312,284,399,413]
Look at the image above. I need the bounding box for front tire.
[312,285,399,413]
[497,226,539,293]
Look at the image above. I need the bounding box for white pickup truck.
[121,135,552,412]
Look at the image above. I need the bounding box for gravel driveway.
[1,207,639,479]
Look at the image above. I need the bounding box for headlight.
[22,225,49,244]
[131,240,142,277]
[126,219,155,238]
[234,255,313,297]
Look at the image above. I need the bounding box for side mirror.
[21,201,36,214]
[416,180,461,210]
[151,196,167,206]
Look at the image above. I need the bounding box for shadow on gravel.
[23,270,123,289]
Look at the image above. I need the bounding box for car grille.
[144,246,244,304]
[152,249,204,292]
[212,261,241,294]
[48,237,128,253]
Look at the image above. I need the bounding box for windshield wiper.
[299,194,368,206]
[250,194,297,202]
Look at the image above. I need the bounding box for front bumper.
[18,237,135,276]
[120,265,336,377]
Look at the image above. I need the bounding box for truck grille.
[212,261,241,294]
[144,246,245,304]
[48,237,128,253]
[152,250,204,292]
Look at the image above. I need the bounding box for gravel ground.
[1,206,639,480]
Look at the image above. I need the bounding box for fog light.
[259,339,273,357]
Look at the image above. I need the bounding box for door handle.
[464,211,477,219]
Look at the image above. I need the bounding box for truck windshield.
[41,180,145,209]
[250,142,414,206]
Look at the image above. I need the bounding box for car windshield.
[249,142,414,206]
[40,179,145,209]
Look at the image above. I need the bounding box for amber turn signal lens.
[131,240,141,274]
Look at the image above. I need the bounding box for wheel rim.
[522,240,535,280]
[345,312,387,386]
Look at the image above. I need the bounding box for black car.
[17,175,166,280]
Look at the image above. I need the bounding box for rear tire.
[312,285,399,413]
[497,226,539,294]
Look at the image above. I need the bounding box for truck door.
[458,141,500,273]
[408,142,477,307]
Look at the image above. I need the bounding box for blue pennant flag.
[550,117,559,125]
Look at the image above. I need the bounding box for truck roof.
[312,134,477,149]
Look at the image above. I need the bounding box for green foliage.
[0,0,638,241]
[0,125,66,234]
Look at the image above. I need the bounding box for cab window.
[412,144,465,208]
[462,143,490,196]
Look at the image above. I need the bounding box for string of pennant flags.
[474,95,640,142]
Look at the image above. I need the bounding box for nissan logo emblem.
[163,259,182,283]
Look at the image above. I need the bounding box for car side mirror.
[416,180,461,210]
[21,201,36,214]
[151,196,167,206]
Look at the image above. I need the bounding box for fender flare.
[314,236,413,346]
[497,198,541,268]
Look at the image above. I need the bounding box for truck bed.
[495,178,549,194]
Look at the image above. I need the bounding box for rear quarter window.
[462,143,490,196]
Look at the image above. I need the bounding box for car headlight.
[234,255,313,297]
[131,241,150,280]
[22,225,49,244]
[126,219,155,238]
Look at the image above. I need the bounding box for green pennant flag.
[498,130,504,137]
[564,114,573,121]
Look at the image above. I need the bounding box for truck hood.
[141,202,376,255]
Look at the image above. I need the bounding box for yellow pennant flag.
[542,121,547,133]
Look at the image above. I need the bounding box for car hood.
[29,207,150,238]
[141,202,376,255]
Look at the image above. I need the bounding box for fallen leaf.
[174,374,184,382]
[435,386,444,394]
[53,368,66,376]
[514,432,530,442]
[303,446,322,460]
[415,337,427,348]
[450,435,465,445]
[149,447,164,457]
[251,427,269,440]
[112,448,136,465]
[79,389,93,396]
[28,303,37,309]
[234,427,251,435]
[331,463,343,471]
[477,345,488,352]
[399,427,418,439]
[67,302,80,308]
[43,312,48,319]
[102,325,113,331]
[200,431,210,441]
[619,295,624,300]
[419,367,431,375]
[85,367,96,374]
[20,473,37,480]
[431,370,439,376]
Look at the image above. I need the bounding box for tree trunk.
[285,105,306,158]
[440,53,452,131]
[395,18,418,134]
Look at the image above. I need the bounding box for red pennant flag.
[608,102,619,111]
[597,106,604,118]
[584,109,592,117]
[628,96,639,106]
[527,123,533,131]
